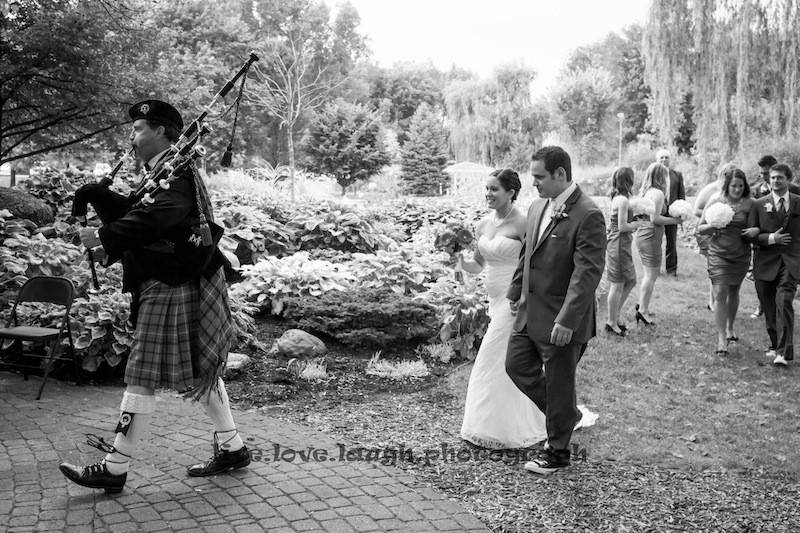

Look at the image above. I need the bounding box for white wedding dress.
[460,234,599,449]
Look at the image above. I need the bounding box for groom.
[506,146,606,474]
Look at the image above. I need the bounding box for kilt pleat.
[125,268,232,393]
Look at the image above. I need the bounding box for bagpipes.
[73,52,259,289]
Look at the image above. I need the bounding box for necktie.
[779,197,786,215]
[538,200,552,243]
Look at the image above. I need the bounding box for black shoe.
[604,323,625,337]
[635,310,655,326]
[617,323,628,333]
[188,445,251,477]
[59,461,126,494]
[524,448,570,475]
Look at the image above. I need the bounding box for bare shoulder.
[610,195,628,210]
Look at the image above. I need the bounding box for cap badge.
[140,103,150,114]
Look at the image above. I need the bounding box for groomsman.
[656,149,685,276]
[745,163,800,366]
[751,155,777,199]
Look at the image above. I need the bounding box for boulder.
[224,352,252,377]
[0,187,55,226]
[270,329,326,358]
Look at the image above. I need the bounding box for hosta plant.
[288,204,395,253]
[0,233,85,291]
[419,275,490,360]
[233,252,355,315]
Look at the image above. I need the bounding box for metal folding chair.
[0,276,78,399]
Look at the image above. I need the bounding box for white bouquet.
[629,197,656,219]
[705,202,735,228]
[668,199,694,220]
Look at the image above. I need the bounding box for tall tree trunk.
[287,123,296,202]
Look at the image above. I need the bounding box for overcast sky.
[328,0,651,95]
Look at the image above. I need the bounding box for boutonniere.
[765,202,774,213]
[551,204,569,221]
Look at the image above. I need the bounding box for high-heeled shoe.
[635,309,655,326]
[604,323,625,337]
[617,322,627,333]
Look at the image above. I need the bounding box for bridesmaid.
[696,167,753,355]
[634,162,681,325]
[693,163,735,311]
[605,167,644,336]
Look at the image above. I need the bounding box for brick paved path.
[0,372,489,532]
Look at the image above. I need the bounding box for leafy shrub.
[288,203,395,253]
[0,209,36,243]
[419,276,490,360]
[375,198,479,236]
[282,288,438,348]
[346,249,447,295]
[7,288,133,372]
[70,291,134,371]
[233,252,355,315]
[0,233,85,290]
[21,166,92,211]
[216,204,296,262]
[227,288,259,345]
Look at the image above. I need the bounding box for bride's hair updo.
[491,168,521,201]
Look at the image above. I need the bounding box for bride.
[459,168,598,449]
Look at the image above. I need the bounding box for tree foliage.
[553,68,615,163]
[443,63,543,169]
[1,0,256,166]
[303,100,390,195]
[366,62,444,145]
[644,0,800,159]
[560,24,650,153]
[400,103,450,195]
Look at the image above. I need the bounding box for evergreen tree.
[400,103,450,195]
[673,92,696,155]
[303,100,390,196]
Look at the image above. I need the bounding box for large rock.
[270,329,326,358]
[0,187,54,225]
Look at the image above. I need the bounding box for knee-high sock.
[105,392,155,475]
[201,379,244,451]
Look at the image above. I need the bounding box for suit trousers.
[505,329,585,451]
[755,262,797,360]
[664,224,678,274]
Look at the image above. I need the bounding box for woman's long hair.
[610,167,635,199]
[639,162,669,195]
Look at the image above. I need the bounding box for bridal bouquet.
[629,197,656,220]
[434,223,474,282]
[668,199,694,221]
[705,202,735,229]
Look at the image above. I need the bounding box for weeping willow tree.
[443,64,540,169]
[644,0,800,161]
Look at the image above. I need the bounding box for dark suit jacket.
[747,193,800,281]
[667,169,686,206]
[506,185,607,344]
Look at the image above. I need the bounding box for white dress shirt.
[768,190,791,245]
[538,182,577,243]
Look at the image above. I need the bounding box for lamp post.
[616,112,625,168]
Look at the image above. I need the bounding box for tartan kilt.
[125,267,233,393]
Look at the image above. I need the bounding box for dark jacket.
[98,163,225,293]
